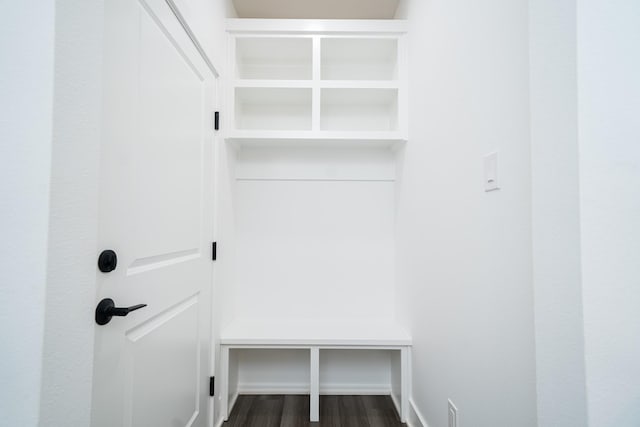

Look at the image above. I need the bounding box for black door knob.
[95,298,147,325]
[98,250,118,273]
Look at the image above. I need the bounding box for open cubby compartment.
[234,87,312,131]
[321,38,399,81]
[235,37,312,80]
[230,348,311,395]
[319,349,395,395]
[321,88,399,132]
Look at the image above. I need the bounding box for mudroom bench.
[219,319,412,423]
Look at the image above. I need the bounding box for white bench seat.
[219,318,412,423]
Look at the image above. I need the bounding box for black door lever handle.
[95,298,147,325]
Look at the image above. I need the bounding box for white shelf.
[321,88,398,132]
[220,318,412,346]
[235,37,312,80]
[234,80,398,89]
[227,130,405,140]
[234,79,314,88]
[319,80,400,89]
[321,38,398,81]
[225,132,406,150]
[227,23,407,144]
[234,87,312,131]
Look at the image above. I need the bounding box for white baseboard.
[238,382,307,395]
[321,383,392,395]
[390,392,401,419]
[407,398,429,427]
[236,382,392,395]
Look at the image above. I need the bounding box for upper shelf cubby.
[235,37,312,80]
[321,38,398,81]
[235,87,312,130]
[226,20,408,145]
[321,88,398,132]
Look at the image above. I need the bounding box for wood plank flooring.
[223,395,407,427]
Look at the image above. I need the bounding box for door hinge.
[212,242,217,261]
[209,376,215,396]
[214,111,220,131]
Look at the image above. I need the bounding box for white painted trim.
[220,345,230,419]
[400,347,410,422]
[391,392,402,419]
[408,399,430,427]
[237,385,310,394]
[321,384,392,395]
[164,0,219,76]
[236,383,393,395]
[310,347,320,421]
[311,36,321,132]
[227,19,408,34]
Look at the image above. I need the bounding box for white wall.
[232,145,397,324]
[529,0,589,425]
[234,178,396,321]
[395,0,537,426]
[38,1,104,425]
[578,0,640,425]
[0,2,55,426]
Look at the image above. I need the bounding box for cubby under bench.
[219,319,412,423]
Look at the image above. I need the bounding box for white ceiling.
[233,0,401,19]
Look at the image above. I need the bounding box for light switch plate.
[484,151,499,192]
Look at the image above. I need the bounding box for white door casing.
[91,0,216,425]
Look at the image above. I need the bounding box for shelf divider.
[312,36,322,132]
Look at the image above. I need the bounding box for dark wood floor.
[223,395,407,427]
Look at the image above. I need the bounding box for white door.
[91,0,216,425]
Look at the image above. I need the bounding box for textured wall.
[0,2,55,426]
[396,0,537,425]
[578,0,640,425]
[529,0,589,424]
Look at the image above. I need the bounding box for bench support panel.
[310,347,320,422]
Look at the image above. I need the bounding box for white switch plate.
[484,151,499,192]
[448,399,458,427]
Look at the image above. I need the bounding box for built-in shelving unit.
[226,20,407,146]
[218,19,411,425]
